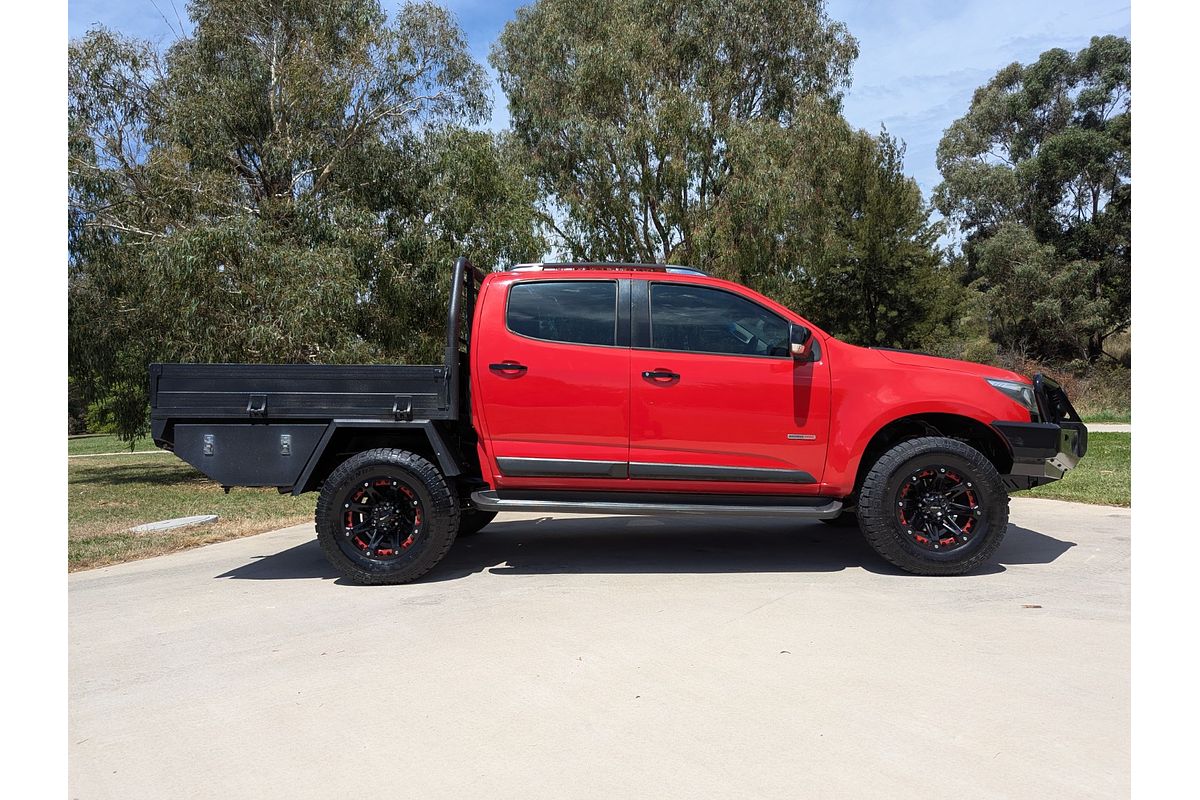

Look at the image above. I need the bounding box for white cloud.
[828,0,1131,200]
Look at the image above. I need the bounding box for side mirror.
[789,324,813,361]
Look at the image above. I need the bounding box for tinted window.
[507,281,618,346]
[650,283,789,357]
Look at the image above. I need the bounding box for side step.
[470,490,844,519]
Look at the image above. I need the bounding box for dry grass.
[69,453,315,571]
[994,357,1131,423]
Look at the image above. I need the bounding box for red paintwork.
[469,269,1031,500]
[628,336,831,493]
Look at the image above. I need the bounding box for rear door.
[628,279,831,493]
[472,277,631,486]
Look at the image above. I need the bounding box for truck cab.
[151,259,1087,584]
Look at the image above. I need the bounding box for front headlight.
[986,378,1037,417]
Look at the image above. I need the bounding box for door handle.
[489,362,528,374]
[642,370,680,381]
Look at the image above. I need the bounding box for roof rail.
[507,261,708,276]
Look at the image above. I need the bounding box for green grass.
[69,453,315,571]
[1023,431,1130,506]
[68,434,157,455]
[1080,410,1131,424]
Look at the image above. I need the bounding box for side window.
[506,280,618,346]
[649,283,789,357]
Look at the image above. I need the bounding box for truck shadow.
[215,516,1075,583]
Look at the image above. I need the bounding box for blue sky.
[68,0,1130,203]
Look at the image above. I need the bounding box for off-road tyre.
[858,437,1008,576]
[457,508,498,537]
[315,448,460,585]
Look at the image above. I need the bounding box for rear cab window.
[506,280,618,346]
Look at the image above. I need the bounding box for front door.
[628,280,831,493]
[472,277,631,487]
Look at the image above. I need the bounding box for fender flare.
[292,419,462,495]
[828,402,1005,495]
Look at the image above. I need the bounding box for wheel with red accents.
[315,449,460,585]
[857,437,1008,575]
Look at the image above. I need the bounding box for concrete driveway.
[69,497,1129,799]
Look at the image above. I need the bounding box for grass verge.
[68,434,157,455]
[1079,410,1131,424]
[1023,431,1130,506]
[69,453,315,571]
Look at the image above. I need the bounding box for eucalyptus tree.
[69,0,543,438]
[493,0,945,348]
[935,35,1130,362]
[492,0,859,265]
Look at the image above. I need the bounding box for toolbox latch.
[246,395,268,417]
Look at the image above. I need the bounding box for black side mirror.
[789,324,813,361]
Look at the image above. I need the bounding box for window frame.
[643,281,793,360]
[503,278,623,349]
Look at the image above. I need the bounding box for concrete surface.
[69,497,1129,800]
[1087,423,1131,433]
[129,514,218,533]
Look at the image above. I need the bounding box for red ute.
[151,259,1088,584]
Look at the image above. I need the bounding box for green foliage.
[68,377,88,435]
[935,36,1130,362]
[69,1,544,441]
[794,130,947,347]
[969,223,1112,359]
[494,0,946,349]
[70,1,1131,447]
[701,124,950,348]
[82,395,122,436]
[493,0,859,263]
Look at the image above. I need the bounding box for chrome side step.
[470,490,844,519]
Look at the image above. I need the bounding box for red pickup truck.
[151,258,1087,583]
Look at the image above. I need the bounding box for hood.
[873,348,1028,383]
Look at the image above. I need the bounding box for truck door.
[472,277,631,487]
[628,280,830,494]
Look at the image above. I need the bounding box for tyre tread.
[314,448,460,585]
[858,436,1009,576]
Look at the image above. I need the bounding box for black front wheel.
[857,437,1009,575]
[315,449,460,585]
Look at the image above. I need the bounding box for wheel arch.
[293,421,463,495]
[849,413,1013,499]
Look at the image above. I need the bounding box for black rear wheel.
[858,437,1008,575]
[315,449,459,585]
